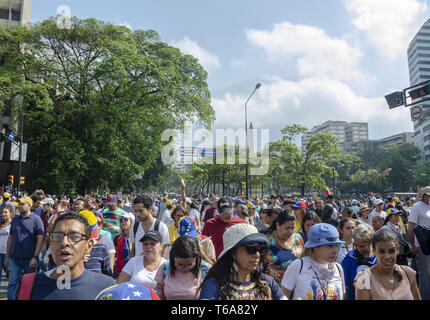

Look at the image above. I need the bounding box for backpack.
[133,219,160,244]
[18,273,37,300]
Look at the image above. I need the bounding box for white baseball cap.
[373,199,383,205]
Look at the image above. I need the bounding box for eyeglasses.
[49,232,88,243]
[244,244,267,255]
[120,217,130,222]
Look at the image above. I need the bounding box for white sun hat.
[217,223,269,260]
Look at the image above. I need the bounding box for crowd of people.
[0,182,429,301]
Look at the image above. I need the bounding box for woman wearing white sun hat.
[198,223,286,300]
[281,223,346,300]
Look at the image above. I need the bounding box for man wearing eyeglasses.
[18,211,115,300]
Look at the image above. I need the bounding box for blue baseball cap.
[304,223,344,249]
[179,216,199,239]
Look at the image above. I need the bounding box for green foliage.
[0,17,214,194]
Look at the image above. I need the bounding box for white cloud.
[171,37,221,73]
[118,22,133,30]
[246,21,370,83]
[345,0,428,59]
[212,76,413,144]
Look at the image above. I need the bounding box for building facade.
[302,121,368,154]
[408,18,430,162]
[0,0,32,27]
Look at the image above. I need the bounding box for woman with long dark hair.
[199,223,285,300]
[300,211,321,244]
[263,211,304,285]
[155,236,211,300]
[336,218,356,264]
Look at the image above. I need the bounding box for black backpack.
[133,219,160,244]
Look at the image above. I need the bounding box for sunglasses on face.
[244,244,267,255]
[120,217,130,222]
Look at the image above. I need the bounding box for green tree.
[270,125,342,196]
[0,17,214,194]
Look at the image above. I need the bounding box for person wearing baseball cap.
[202,197,247,259]
[291,201,307,233]
[368,199,386,226]
[101,194,127,241]
[281,223,346,300]
[408,186,430,299]
[179,216,216,265]
[80,210,114,278]
[199,223,285,300]
[116,230,167,292]
[381,208,410,266]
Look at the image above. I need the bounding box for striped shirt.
[84,241,113,278]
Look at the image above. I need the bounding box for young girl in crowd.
[300,211,321,244]
[155,236,211,300]
[336,218,356,264]
[281,223,346,300]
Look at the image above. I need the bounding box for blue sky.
[31,0,430,147]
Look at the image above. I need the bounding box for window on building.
[0,9,9,19]
[11,10,20,21]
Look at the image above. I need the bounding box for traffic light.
[8,175,13,185]
[410,85,430,100]
[242,181,246,189]
[20,176,24,185]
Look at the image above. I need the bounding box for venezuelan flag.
[325,187,331,196]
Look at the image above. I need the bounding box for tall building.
[408,18,430,162]
[0,0,32,27]
[302,121,368,154]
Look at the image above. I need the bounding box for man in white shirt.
[368,199,386,225]
[129,195,170,258]
[408,186,430,300]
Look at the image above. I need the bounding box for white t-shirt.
[368,209,386,225]
[100,234,116,255]
[189,208,200,221]
[409,200,430,247]
[129,219,170,257]
[122,256,167,291]
[281,256,345,300]
[0,224,11,254]
[160,209,174,227]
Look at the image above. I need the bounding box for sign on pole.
[385,91,404,109]
[410,104,424,121]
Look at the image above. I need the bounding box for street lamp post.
[245,83,261,200]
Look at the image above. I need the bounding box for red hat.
[387,203,394,209]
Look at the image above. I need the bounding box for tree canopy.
[0,17,215,194]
